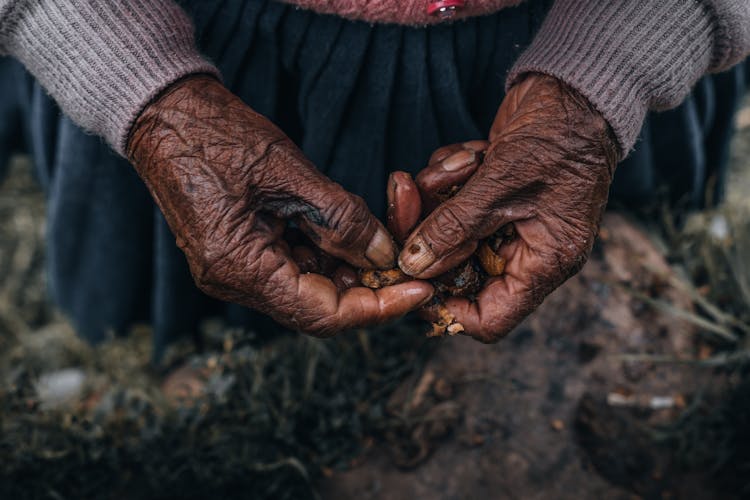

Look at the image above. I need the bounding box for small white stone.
[649,396,675,410]
[709,214,730,242]
[35,368,86,409]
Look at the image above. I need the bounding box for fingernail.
[417,287,435,307]
[462,140,489,152]
[442,150,475,172]
[365,228,396,269]
[398,235,435,275]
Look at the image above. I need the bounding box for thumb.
[397,185,502,279]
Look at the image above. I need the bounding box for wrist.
[126,74,224,162]
[1,0,220,156]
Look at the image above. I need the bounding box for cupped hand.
[127,75,433,337]
[396,74,619,342]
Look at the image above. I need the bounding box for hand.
[397,74,619,342]
[127,76,433,337]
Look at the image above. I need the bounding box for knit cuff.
[507,0,718,156]
[0,0,220,156]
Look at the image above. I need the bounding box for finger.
[387,171,422,244]
[331,264,359,291]
[273,170,396,270]
[334,281,435,333]
[426,140,488,167]
[461,140,491,152]
[400,141,543,279]
[398,182,501,278]
[191,207,430,338]
[291,274,434,337]
[292,245,319,274]
[232,238,433,337]
[441,222,568,342]
[427,143,465,165]
[442,273,544,343]
[416,301,442,323]
[415,147,484,214]
[250,138,396,270]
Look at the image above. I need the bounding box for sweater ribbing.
[0,0,747,160]
[0,0,219,155]
[507,0,750,155]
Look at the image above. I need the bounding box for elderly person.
[0,0,748,358]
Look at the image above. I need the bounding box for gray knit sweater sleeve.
[0,0,219,156]
[0,1,747,159]
[508,0,750,155]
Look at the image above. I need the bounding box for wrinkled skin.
[127,75,434,337]
[397,74,619,342]
[387,145,494,300]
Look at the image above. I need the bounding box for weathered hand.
[127,75,433,337]
[397,74,619,342]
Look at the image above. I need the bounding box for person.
[0,0,747,359]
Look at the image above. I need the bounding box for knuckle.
[423,203,474,248]
[244,137,295,190]
[324,193,372,247]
